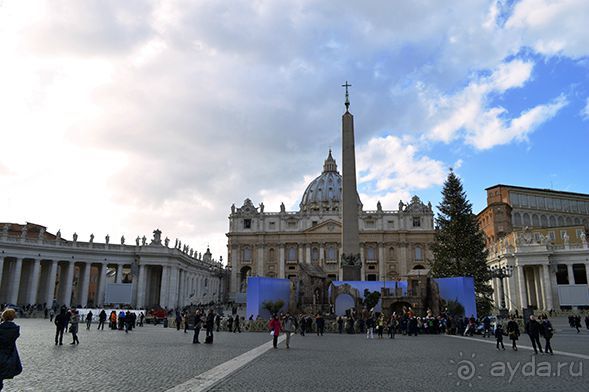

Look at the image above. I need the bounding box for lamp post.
[489,265,513,318]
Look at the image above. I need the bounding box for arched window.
[574,217,581,225]
[327,246,336,261]
[415,246,423,261]
[286,246,296,261]
[558,216,564,226]
[540,215,548,227]
[532,214,539,226]
[366,246,376,261]
[269,248,275,262]
[243,246,252,262]
[565,216,572,225]
[549,216,556,227]
[311,247,320,262]
[239,266,251,292]
[523,213,531,226]
[389,247,395,260]
[513,213,522,226]
[413,264,425,270]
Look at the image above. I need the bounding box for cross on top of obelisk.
[342,81,351,111]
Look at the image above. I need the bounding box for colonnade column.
[177,270,184,307]
[305,246,311,265]
[159,266,170,308]
[116,264,124,283]
[79,262,91,307]
[231,246,239,294]
[0,258,4,299]
[96,263,107,307]
[63,262,75,307]
[136,264,146,309]
[516,264,527,310]
[257,246,264,276]
[26,259,41,305]
[45,260,58,306]
[168,267,179,309]
[542,264,554,311]
[9,258,23,305]
[567,264,575,285]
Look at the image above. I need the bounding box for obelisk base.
[342,265,361,281]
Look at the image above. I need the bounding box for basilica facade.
[227,151,435,301]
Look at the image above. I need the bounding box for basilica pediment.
[303,219,342,234]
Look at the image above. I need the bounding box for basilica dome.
[299,151,362,212]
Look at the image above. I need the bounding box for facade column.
[27,259,42,305]
[279,245,285,279]
[159,266,170,308]
[116,264,124,284]
[516,264,527,310]
[0,258,4,301]
[45,260,58,306]
[79,262,91,307]
[506,273,516,312]
[298,246,304,264]
[177,269,184,307]
[305,245,311,265]
[567,264,575,285]
[63,261,75,307]
[319,243,325,266]
[257,246,264,276]
[378,243,385,281]
[542,264,554,311]
[231,246,239,295]
[360,246,365,281]
[533,267,544,310]
[9,258,23,305]
[96,263,107,307]
[168,266,179,309]
[136,264,146,309]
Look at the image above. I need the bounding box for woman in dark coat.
[506,315,520,351]
[0,308,22,391]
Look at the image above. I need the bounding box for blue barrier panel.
[434,276,477,319]
[245,276,291,319]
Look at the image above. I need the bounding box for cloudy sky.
[1,0,588,260]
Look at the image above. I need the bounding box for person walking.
[574,315,581,334]
[494,323,506,350]
[506,315,520,351]
[233,315,241,333]
[298,314,306,337]
[482,315,491,338]
[175,311,182,331]
[49,308,55,323]
[366,312,375,339]
[205,309,215,344]
[541,315,554,355]
[69,309,80,345]
[85,311,93,330]
[315,313,325,336]
[0,309,22,391]
[268,314,281,349]
[337,316,344,334]
[193,311,202,344]
[54,308,68,345]
[215,313,221,332]
[376,314,385,339]
[227,315,233,332]
[388,314,397,339]
[283,313,296,349]
[139,312,144,327]
[525,315,543,354]
[97,309,107,330]
[109,311,117,330]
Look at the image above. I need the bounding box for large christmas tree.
[431,170,493,317]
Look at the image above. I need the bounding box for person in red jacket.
[268,314,282,349]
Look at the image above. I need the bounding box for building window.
[366,246,376,261]
[412,217,421,227]
[532,214,539,226]
[387,220,395,229]
[415,246,423,261]
[558,216,564,226]
[268,222,276,230]
[573,264,588,284]
[367,274,377,281]
[327,246,336,261]
[287,246,297,261]
[540,215,547,227]
[560,230,568,239]
[549,216,556,227]
[548,231,555,241]
[243,247,252,262]
[365,220,375,229]
[312,221,318,226]
[327,274,337,281]
[269,248,276,262]
[287,221,297,228]
[556,265,569,285]
[243,219,252,229]
[368,265,375,270]
[311,247,320,262]
[523,213,530,226]
[513,213,522,226]
[413,264,426,270]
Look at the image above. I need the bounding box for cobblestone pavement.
[2,319,269,392]
[4,318,589,391]
[213,330,589,392]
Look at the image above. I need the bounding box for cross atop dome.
[323,149,338,173]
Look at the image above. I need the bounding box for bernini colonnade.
[0,223,226,309]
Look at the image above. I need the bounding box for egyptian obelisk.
[341,81,361,281]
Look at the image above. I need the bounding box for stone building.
[0,222,225,309]
[478,184,589,311]
[226,152,435,302]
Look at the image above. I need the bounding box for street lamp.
[488,265,513,318]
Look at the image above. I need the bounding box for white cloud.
[581,98,589,121]
[424,59,567,149]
